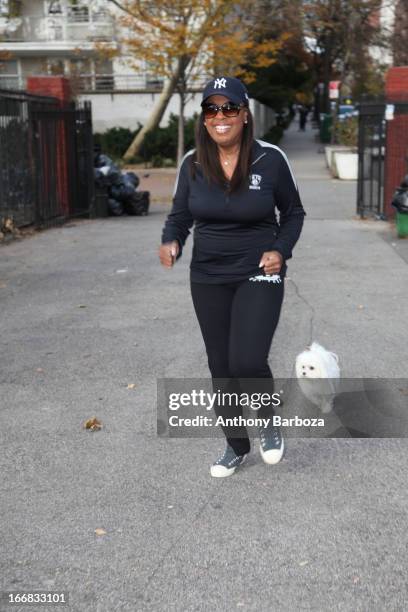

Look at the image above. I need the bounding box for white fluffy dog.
[295,342,340,413]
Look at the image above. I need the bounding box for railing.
[356,100,386,218]
[0,88,95,229]
[0,12,116,42]
[0,74,210,93]
[0,76,21,90]
[356,99,408,218]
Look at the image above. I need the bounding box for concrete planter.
[325,145,353,169]
[333,151,358,180]
[325,145,355,177]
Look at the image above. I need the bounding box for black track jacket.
[161,139,306,283]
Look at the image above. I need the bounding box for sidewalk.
[1,122,408,611]
[276,123,408,378]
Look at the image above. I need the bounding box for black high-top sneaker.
[259,424,284,464]
[210,444,248,478]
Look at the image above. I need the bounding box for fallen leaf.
[167,505,173,509]
[84,417,102,431]
[78,304,87,308]
[0,282,7,288]
[127,383,136,389]
[95,528,106,536]
[358,305,364,309]
[352,576,360,584]
[36,368,44,372]
[299,560,308,566]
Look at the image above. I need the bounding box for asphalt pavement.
[1,121,408,612]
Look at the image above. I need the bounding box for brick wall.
[26,76,72,104]
[385,67,408,102]
[26,77,72,216]
[384,67,408,218]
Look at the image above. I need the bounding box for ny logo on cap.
[213,78,227,89]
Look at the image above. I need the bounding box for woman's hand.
[159,241,179,268]
[258,250,284,275]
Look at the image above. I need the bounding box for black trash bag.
[108,198,124,216]
[96,161,122,185]
[122,174,136,193]
[94,153,114,168]
[122,175,138,194]
[124,191,150,216]
[400,174,408,189]
[94,168,105,186]
[124,171,140,189]
[109,182,135,202]
[103,166,122,186]
[392,189,408,214]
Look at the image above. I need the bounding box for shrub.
[260,124,284,145]
[93,126,139,162]
[94,113,199,165]
[333,116,358,147]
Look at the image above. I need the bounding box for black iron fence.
[357,99,408,218]
[0,88,95,229]
[357,100,386,218]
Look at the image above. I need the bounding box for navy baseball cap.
[201,76,249,106]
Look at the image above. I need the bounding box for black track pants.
[190,276,285,456]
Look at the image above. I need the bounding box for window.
[0,59,18,75]
[0,59,20,88]
[67,0,89,23]
[94,58,114,91]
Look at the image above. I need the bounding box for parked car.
[338,104,358,121]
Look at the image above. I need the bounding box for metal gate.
[0,88,95,229]
[357,99,408,218]
[356,100,386,218]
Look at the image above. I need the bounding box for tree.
[302,0,387,112]
[107,0,285,163]
[244,0,313,112]
[392,0,408,66]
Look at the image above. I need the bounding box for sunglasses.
[201,102,243,118]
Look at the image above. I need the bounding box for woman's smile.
[214,125,232,134]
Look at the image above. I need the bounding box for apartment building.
[0,0,275,134]
[0,0,120,88]
[368,0,398,66]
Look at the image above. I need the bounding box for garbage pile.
[94,152,150,216]
[392,175,408,214]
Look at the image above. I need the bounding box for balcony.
[0,73,210,93]
[0,11,116,46]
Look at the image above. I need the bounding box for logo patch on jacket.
[249,174,262,190]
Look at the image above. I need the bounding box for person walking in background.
[159,76,306,477]
[298,104,309,131]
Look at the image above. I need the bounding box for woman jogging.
[159,76,306,477]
